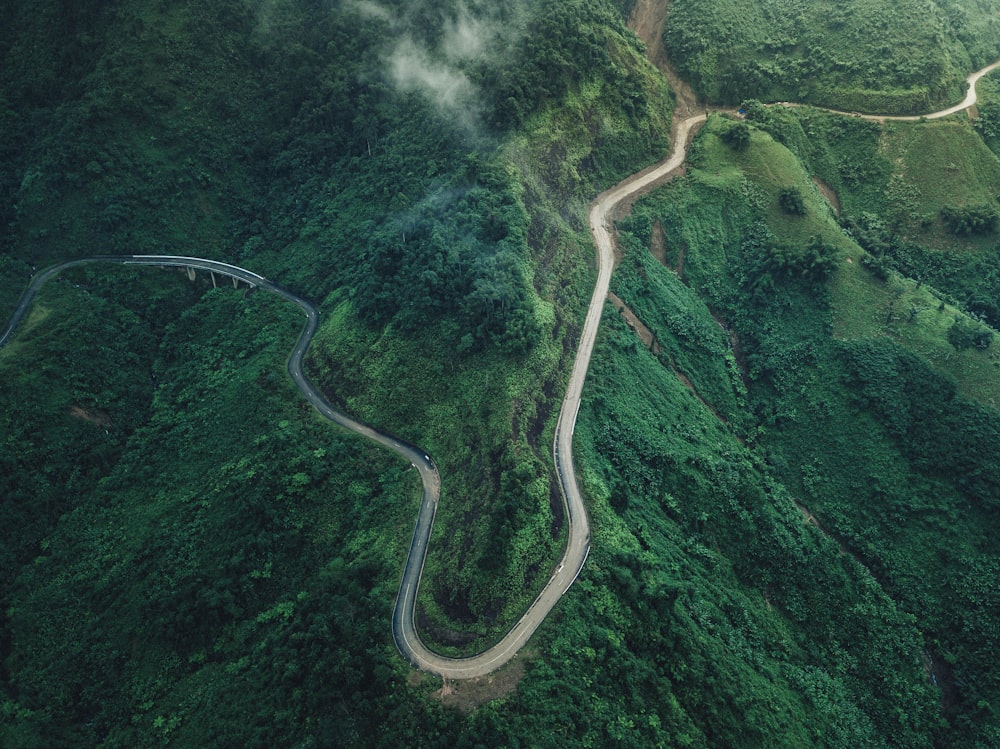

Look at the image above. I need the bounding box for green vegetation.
[4,0,1000,746]
[973,67,1000,150]
[665,0,1000,111]
[610,112,1000,746]
[0,0,675,654]
[0,272,453,746]
[721,120,752,150]
[743,102,1000,336]
[778,186,807,216]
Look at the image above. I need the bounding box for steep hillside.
[0,0,682,745]
[615,114,1000,745]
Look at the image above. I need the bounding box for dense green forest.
[3,0,1000,746]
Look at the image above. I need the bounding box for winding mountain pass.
[0,252,581,679]
[425,54,1000,677]
[3,55,998,682]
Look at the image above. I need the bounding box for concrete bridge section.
[122,255,265,289]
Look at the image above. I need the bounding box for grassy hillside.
[664,0,1000,111]
[612,113,1000,747]
[736,100,1000,338]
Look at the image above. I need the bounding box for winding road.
[780,59,1000,122]
[3,57,998,681]
[0,252,579,679]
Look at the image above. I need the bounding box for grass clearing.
[833,265,1000,405]
[883,119,1000,248]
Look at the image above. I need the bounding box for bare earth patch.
[69,405,112,428]
[426,651,529,713]
[812,176,842,216]
[629,0,668,69]
[629,0,702,121]
[608,292,661,352]
[648,218,667,267]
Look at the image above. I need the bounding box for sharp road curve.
[0,116,728,680]
[2,58,997,680]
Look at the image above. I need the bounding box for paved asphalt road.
[4,59,995,675]
[0,253,579,679]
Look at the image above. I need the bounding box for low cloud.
[345,0,393,24]
[349,1,529,139]
[441,6,490,62]
[389,39,482,134]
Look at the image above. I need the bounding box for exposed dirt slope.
[629,0,701,121]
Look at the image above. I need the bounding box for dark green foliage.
[481,0,645,132]
[350,161,541,354]
[5,0,1000,746]
[663,0,1000,110]
[940,202,999,235]
[0,279,467,747]
[573,272,939,747]
[839,341,1000,509]
[741,223,839,295]
[618,137,1000,743]
[721,121,752,150]
[778,186,806,215]
[973,70,1000,151]
[973,99,1000,140]
[0,0,676,742]
[946,317,994,349]
[0,269,197,589]
[740,99,769,120]
[774,236,839,280]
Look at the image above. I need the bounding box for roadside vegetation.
[3,0,1000,746]
[607,110,1000,747]
[664,0,1000,112]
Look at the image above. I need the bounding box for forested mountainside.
[2,0,1000,746]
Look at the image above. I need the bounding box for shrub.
[941,203,999,236]
[947,318,994,350]
[721,121,751,151]
[778,187,806,216]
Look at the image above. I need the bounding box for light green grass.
[698,115,1000,409]
[884,119,1000,247]
[697,117,855,249]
